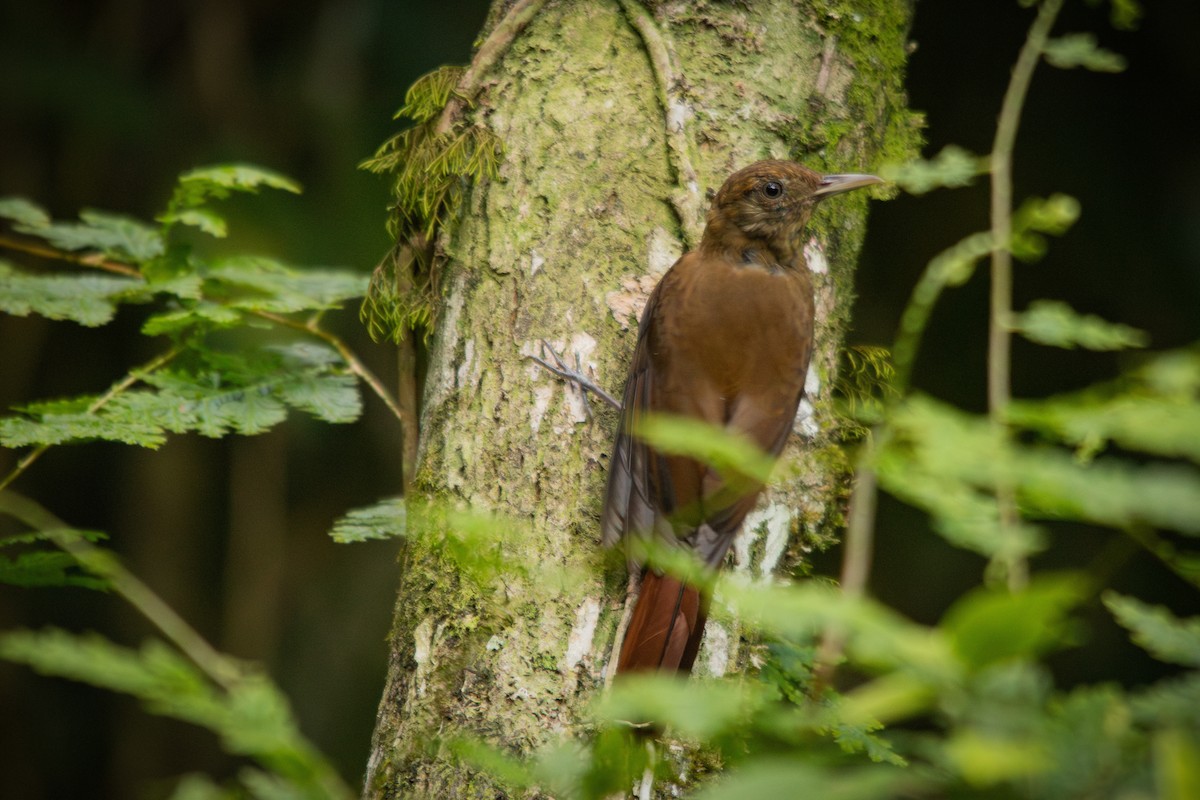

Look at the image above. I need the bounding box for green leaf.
[167,164,301,211]
[0,629,344,794]
[634,413,776,488]
[1013,300,1149,351]
[881,395,1200,540]
[328,497,406,543]
[1105,592,1200,667]
[142,303,245,336]
[0,527,112,591]
[694,759,922,800]
[1044,33,1127,73]
[0,196,51,227]
[13,209,164,263]
[206,257,369,314]
[943,730,1051,786]
[0,261,145,326]
[0,346,362,449]
[1010,194,1081,261]
[941,576,1087,669]
[593,674,767,738]
[0,550,108,590]
[879,145,983,195]
[1131,672,1200,729]
[159,207,229,238]
[1106,0,1143,30]
[1010,391,1200,464]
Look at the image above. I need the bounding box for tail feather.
[617,571,706,674]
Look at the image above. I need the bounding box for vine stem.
[434,0,550,136]
[619,0,704,248]
[812,431,881,693]
[988,0,1062,590]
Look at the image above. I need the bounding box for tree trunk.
[364,1,917,796]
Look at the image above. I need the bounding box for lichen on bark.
[364,1,917,796]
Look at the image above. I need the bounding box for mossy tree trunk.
[364,1,917,796]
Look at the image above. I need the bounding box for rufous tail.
[616,571,708,674]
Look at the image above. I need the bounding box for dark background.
[1,1,1196,797]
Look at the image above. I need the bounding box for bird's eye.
[762,181,783,199]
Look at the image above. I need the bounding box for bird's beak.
[813,173,884,198]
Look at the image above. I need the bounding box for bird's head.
[701,160,882,266]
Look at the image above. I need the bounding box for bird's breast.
[655,256,815,397]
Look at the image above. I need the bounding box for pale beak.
[813,173,884,198]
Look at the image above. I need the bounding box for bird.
[602,160,881,675]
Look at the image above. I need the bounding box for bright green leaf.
[14,209,164,263]
[1044,33,1127,72]
[168,164,301,211]
[328,498,406,543]
[879,145,983,195]
[943,730,1051,786]
[695,759,922,800]
[593,673,767,739]
[0,196,51,227]
[1155,729,1200,800]
[1013,300,1149,351]
[159,208,229,238]
[942,576,1087,669]
[634,413,776,488]
[1105,592,1200,667]
[0,261,145,326]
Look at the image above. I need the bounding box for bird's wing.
[601,276,668,552]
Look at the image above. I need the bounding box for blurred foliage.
[0,165,377,798]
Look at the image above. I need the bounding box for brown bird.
[602,160,881,674]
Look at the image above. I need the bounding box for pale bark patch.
[562,597,601,671]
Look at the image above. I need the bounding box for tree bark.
[364,1,917,796]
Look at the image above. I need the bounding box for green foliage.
[328,497,407,543]
[1105,593,1200,668]
[634,413,777,487]
[0,163,374,797]
[1013,299,1149,350]
[0,345,359,448]
[0,260,146,326]
[879,145,983,195]
[359,65,504,343]
[1044,32,1127,72]
[0,629,348,798]
[0,528,109,590]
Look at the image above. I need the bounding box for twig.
[528,339,622,411]
[252,310,413,430]
[0,490,241,688]
[988,0,1063,590]
[812,431,881,692]
[0,347,182,493]
[0,233,142,277]
[619,0,704,248]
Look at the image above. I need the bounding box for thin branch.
[0,233,142,277]
[619,0,704,248]
[812,431,882,692]
[252,310,413,430]
[0,347,182,493]
[0,490,241,688]
[988,0,1062,590]
[434,0,551,136]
